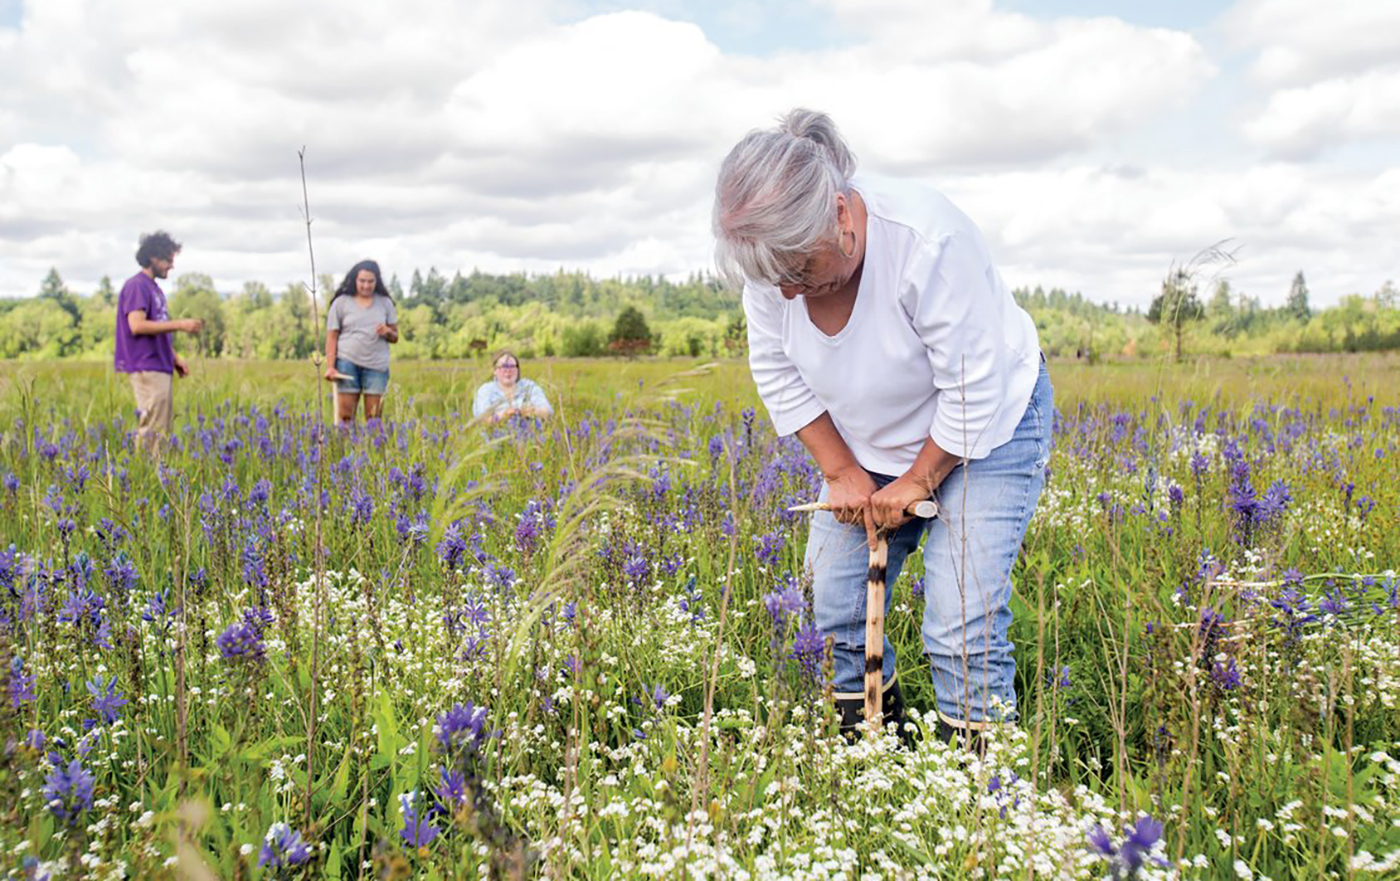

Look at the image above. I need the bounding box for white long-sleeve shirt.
[744,176,1040,474]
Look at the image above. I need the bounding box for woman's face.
[776,243,852,301]
[775,193,863,301]
[494,356,520,384]
[355,270,377,297]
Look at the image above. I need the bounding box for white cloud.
[0,0,1393,309]
[1223,0,1400,158]
[1242,69,1400,159]
[945,162,1398,307]
[1223,0,1400,87]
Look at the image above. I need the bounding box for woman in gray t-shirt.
[323,259,399,423]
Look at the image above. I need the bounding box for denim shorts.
[334,358,389,395]
[804,359,1054,727]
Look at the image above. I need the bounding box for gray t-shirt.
[327,294,397,371]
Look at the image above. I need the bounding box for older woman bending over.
[713,109,1052,745]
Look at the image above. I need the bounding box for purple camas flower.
[763,580,806,630]
[258,822,311,872]
[1087,815,1164,879]
[1211,657,1241,691]
[753,530,786,567]
[1,473,17,493]
[216,621,266,663]
[648,684,670,711]
[437,522,467,569]
[791,623,825,679]
[9,656,36,708]
[349,488,374,526]
[86,675,127,724]
[1318,588,1349,617]
[434,702,489,757]
[622,554,650,584]
[434,767,468,813]
[243,606,274,635]
[42,755,96,826]
[247,479,272,508]
[399,791,440,849]
[143,589,176,633]
[102,554,139,596]
[514,514,540,555]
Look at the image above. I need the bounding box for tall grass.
[0,355,1395,879]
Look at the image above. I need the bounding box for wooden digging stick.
[865,531,889,733]
[789,498,939,732]
[787,500,939,519]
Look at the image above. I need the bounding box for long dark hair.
[330,259,392,306]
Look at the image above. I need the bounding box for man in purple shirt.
[114,230,202,452]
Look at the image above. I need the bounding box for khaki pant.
[129,371,174,452]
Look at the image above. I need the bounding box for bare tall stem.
[297,146,328,833]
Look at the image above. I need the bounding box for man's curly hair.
[135,231,181,268]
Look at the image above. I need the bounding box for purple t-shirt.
[114,272,176,374]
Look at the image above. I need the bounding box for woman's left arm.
[523,380,553,417]
[903,231,1022,460]
[377,299,399,343]
[870,438,961,531]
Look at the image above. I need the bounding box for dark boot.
[834,681,917,749]
[932,713,991,755]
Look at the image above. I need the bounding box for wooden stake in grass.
[789,499,939,732]
[864,531,889,732]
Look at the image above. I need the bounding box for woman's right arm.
[471,384,491,419]
[746,288,878,546]
[324,330,339,380]
[795,413,879,549]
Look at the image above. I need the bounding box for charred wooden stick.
[789,497,939,732]
[865,532,889,733]
[787,499,939,519]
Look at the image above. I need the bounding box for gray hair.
[712,108,858,289]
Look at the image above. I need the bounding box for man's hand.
[173,355,189,378]
[181,318,203,334]
[824,465,879,549]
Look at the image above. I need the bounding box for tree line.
[3,268,746,361]
[3,265,1398,362]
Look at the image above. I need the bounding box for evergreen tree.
[39,268,82,325]
[1148,269,1205,361]
[94,275,116,306]
[1286,271,1311,321]
[609,306,652,356]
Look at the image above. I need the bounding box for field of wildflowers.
[0,355,1397,880]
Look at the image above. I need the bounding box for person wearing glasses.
[712,109,1050,747]
[472,350,553,422]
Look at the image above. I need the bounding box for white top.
[326,294,397,372]
[472,378,553,419]
[744,176,1040,473]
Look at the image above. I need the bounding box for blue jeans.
[805,360,1053,728]
[335,358,389,395]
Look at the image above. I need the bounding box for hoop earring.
[839,228,856,259]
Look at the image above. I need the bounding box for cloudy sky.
[1,0,1396,308]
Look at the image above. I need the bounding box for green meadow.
[0,354,1396,879]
